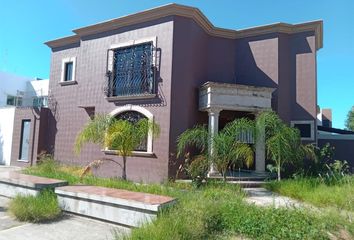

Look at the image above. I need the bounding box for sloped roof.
[45,3,323,49]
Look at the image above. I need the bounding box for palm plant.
[177,118,255,181]
[256,111,315,180]
[75,114,160,180]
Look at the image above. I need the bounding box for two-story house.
[14,4,323,182]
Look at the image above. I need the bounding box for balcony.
[104,42,156,101]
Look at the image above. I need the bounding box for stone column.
[255,112,266,172]
[207,107,221,176]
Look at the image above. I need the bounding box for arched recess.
[109,105,154,154]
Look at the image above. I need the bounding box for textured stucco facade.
[39,4,322,182]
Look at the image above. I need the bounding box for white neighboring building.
[0,72,30,107]
[0,108,16,165]
[0,72,49,165]
[23,78,49,107]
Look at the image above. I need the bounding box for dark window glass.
[64,62,73,81]
[294,123,311,138]
[33,97,47,107]
[111,42,154,96]
[6,95,15,106]
[115,111,148,151]
[16,97,22,107]
[322,119,330,128]
[19,120,31,160]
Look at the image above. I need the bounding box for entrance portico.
[199,82,274,173]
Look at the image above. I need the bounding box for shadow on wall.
[235,32,315,123]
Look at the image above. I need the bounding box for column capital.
[207,107,222,116]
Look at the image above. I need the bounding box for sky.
[0,0,353,128]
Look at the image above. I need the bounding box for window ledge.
[105,94,156,102]
[17,159,29,163]
[102,149,155,158]
[59,80,77,86]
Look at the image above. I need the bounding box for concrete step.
[228,181,266,188]
[55,185,176,228]
[0,172,68,197]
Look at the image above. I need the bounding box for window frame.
[102,105,155,157]
[6,95,16,106]
[18,119,31,162]
[290,120,315,141]
[60,57,77,85]
[105,37,157,101]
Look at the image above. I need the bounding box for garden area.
[5,111,354,239]
[16,158,354,240]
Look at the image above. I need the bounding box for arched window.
[109,105,154,154]
[115,111,147,151]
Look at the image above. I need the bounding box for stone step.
[0,172,68,197]
[55,185,176,228]
[228,181,266,188]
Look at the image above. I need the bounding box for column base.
[207,163,221,177]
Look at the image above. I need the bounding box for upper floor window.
[105,41,155,98]
[6,95,22,106]
[64,62,73,81]
[33,96,48,107]
[291,120,315,141]
[60,57,77,85]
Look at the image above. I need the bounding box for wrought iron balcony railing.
[104,42,155,99]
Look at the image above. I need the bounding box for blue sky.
[0,0,353,128]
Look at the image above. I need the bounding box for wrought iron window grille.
[104,42,156,98]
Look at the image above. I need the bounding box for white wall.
[0,72,30,107]
[0,107,16,165]
[23,79,49,106]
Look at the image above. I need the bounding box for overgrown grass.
[123,184,353,240]
[266,177,354,211]
[9,189,61,223]
[24,160,353,239]
[23,159,191,197]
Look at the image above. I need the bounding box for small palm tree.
[75,114,160,180]
[177,118,255,181]
[256,111,315,180]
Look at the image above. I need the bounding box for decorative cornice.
[45,3,323,50]
[201,81,275,93]
[45,35,80,48]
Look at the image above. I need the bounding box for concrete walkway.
[244,188,303,208]
[0,195,130,240]
[0,166,22,173]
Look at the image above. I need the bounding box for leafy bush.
[177,154,209,187]
[9,189,61,223]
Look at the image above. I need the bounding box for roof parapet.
[45,3,323,50]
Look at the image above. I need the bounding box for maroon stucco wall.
[47,14,319,182]
[48,17,174,183]
[168,17,318,178]
[10,108,41,167]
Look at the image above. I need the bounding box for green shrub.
[184,154,209,187]
[9,189,61,223]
